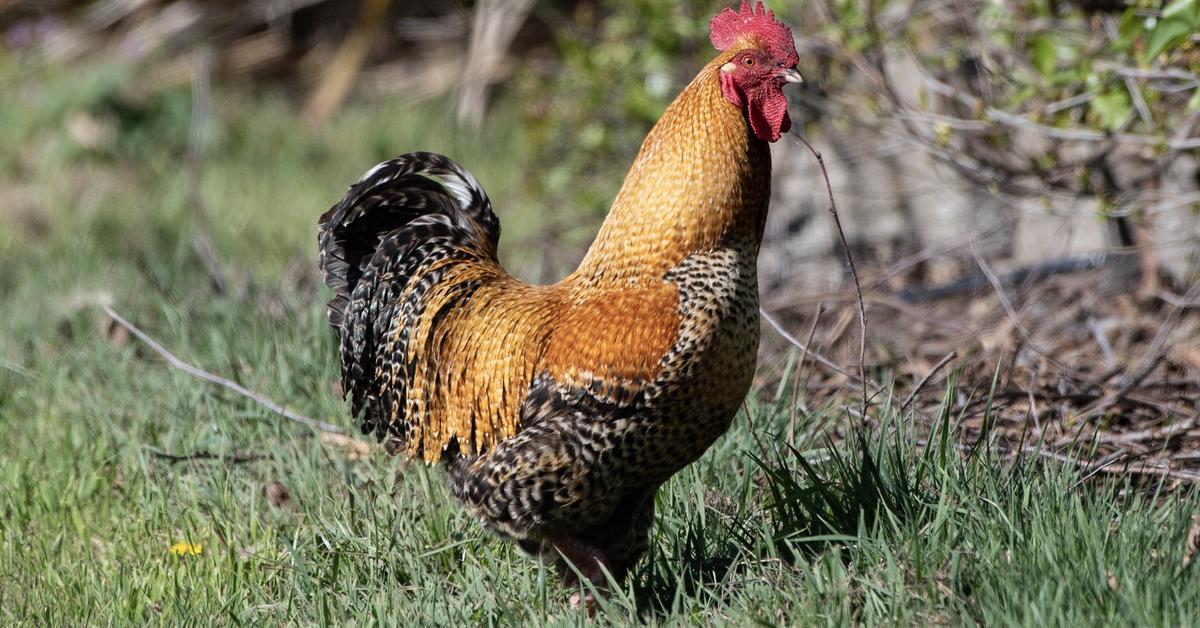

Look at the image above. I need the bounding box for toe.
[569,591,598,616]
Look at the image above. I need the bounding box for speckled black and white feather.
[317,152,498,439]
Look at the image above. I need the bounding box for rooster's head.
[710,1,801,142]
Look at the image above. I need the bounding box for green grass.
[2,61,1200,626]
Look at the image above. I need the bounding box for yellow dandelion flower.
[169,541,203,557]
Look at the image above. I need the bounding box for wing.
[519,282,682,424]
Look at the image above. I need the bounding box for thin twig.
[1079,280,1200,420]
[948,387,1191,420]
[792,303,823,386]
[146,447,268,464]
[917,439,1200,484]
[187,46,229,295]
[970,239,1030,339]
[1158,289,1200,308]
[900,352,957,412]
[760,308,879,393]
[788,303,823,445]
[1093,60,1200,83]
[896,88,1200,150]
[968,240,1077,378]
[1096,417,1197,447]
[789,129,870,419]
[1070,449,1132,488]
[102,305,345,434]
[1041,449,1200,484]
[742,399,772,458]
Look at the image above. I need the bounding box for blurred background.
[1,1,1197,465]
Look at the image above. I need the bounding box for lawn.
[2,61,1199,626]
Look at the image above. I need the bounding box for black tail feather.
[317,152,499,440]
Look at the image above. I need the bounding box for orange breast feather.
[543,282,681,395]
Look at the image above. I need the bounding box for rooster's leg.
[578,485,658,580]
[553,539,609,610]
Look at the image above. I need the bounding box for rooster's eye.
[742,57,756,67]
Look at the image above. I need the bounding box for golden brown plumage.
[317,1,801,603]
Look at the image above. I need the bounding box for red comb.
[709,1,797,64]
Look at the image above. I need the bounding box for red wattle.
[748,88,789,142]
[722,73,789,142]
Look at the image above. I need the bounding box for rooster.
[318,1,800,604]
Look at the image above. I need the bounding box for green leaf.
[1030,34,1058,76]
[1188,88,1200,112]
[1090,90,1133,130]
[1145,16,1193,60]
[1161,0,1198,22]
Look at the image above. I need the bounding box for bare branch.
[1079,280,1200,420]
[187,46,229,295]
[760,307,881,394]
[787,303,823,445]
[146,447,268,464]
[900,352,957,412]
[919,439,1200,484]
[789,129,871,419]
[102,305,345,434]
[1093,60,1200,83]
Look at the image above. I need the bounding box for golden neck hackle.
[570,49,773,288]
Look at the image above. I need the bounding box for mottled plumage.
[317,1,799,603]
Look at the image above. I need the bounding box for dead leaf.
[1182,514,1200,568]
[1106,571,1119,591]
[91,535,108,559]
[1171,344,1200,371]
[264,481,291,509]
[239,542,267,561]
[320,431,372,460]
[104,319,130,347]
[1,193,50,240]
[65,111,114,150]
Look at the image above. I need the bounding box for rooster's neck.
[570,52,772,288]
